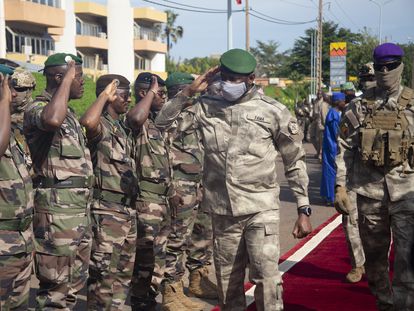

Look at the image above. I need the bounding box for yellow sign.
[330,42,347,56]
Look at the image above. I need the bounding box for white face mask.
[220,81,247,102]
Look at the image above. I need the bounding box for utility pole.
[245,0,250,51]
[310,31,314,96]
[227,0,233,50]
[316,0,323,92]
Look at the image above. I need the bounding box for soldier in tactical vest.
[0,65,34,311]
[10,68,36,166]
[80,75,137,310]
[162,72,216,311]
[127,73,173,311]
[156,49,312,311]
[23,53,94,310]
[335,43,414,310]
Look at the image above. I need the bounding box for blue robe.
[320,108,341,203]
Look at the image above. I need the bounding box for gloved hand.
[334,186,351,215]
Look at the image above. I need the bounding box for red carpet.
[211,214,384,311]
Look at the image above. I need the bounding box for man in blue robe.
[320,92,346,204]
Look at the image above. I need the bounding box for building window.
[76,17,105,37]
[25,0,61,8]
[135,54,151,71]
[6,27,54,56]
[134,22,161,42]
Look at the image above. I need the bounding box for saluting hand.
[149,76,159,96]
[103,79,118,102]
[184,66,220,97]
[0,73,12,105]
[64,60,76,81]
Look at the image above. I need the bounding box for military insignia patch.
[288,120,299,135]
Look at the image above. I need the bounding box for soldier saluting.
[0,65,34,310]
[23,53,94,310]
[156,48,312,311]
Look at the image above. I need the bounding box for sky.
[93,0,414,60]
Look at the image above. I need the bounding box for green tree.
[401,42,414,87]
[167,57,219,75]
[288,21,361,85]
[163,10,183,55]
[250,40,287,77]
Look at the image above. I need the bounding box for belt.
[139,180,173,196]
[0,215,32,231]
[93,188,132,206]
[34,176,94,189]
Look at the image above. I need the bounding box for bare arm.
[127,76,157,130]
[40,61,76,131]
[0,74,11,157]
[80,80,117,139]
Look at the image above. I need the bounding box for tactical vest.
[360,87,414,167]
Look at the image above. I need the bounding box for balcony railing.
[6,26,55,56]
[134,24,162,42]
[25,0,61,8]
[76,18,106,38]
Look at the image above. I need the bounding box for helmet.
[11,68,36,89]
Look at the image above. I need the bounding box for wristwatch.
[298,206,312,216]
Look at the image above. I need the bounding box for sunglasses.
[374,61,401,73]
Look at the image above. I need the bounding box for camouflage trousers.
[34,212,92,310]
[0,252,33,311]
[186,208,213,272]
[131,199,171,299]
[212,210,282,311]
[342,190,365,269]
[357,194,414,311]
[309,121,322,157]
[164,181,213,283]
[87,203,137,311]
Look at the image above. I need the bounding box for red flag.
[236,0,242,4]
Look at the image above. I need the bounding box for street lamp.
[369,0,394,44]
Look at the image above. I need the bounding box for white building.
[0,0,167,80]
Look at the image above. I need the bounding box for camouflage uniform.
[86,112,138,310]
[341,190,365,270]
[156,86,310,311]
[0,127,34,311]
[336,85,414,310]
[24,90,94,310]
[130,112,172,305]
[186,207,213,272]
[10,68,36,166]
[164,105,209,282]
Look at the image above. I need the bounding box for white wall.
[151,52,165,72]
[0,0,6,58]
[54,0,76,54]
[107,0,134,82]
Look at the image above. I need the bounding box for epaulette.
[259,94,285,111]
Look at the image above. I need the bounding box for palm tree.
[163,10,183,55]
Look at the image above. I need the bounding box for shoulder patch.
[288,120,299,135]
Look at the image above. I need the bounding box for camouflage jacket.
[336,85,414,202]
[88,112,137,213]
[11,100,32,168]
[156,86,310,216]
[0,128,34,255]
[168,106,204,184]
[23,90,94,214]
[133,112,172,203]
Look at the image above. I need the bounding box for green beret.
[341,82,356,92]
[165,72,194,89]
[44,53,82,68]
[0,64,14,76]
[220,48,257,74]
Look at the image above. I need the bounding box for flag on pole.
[236,0,242,4]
